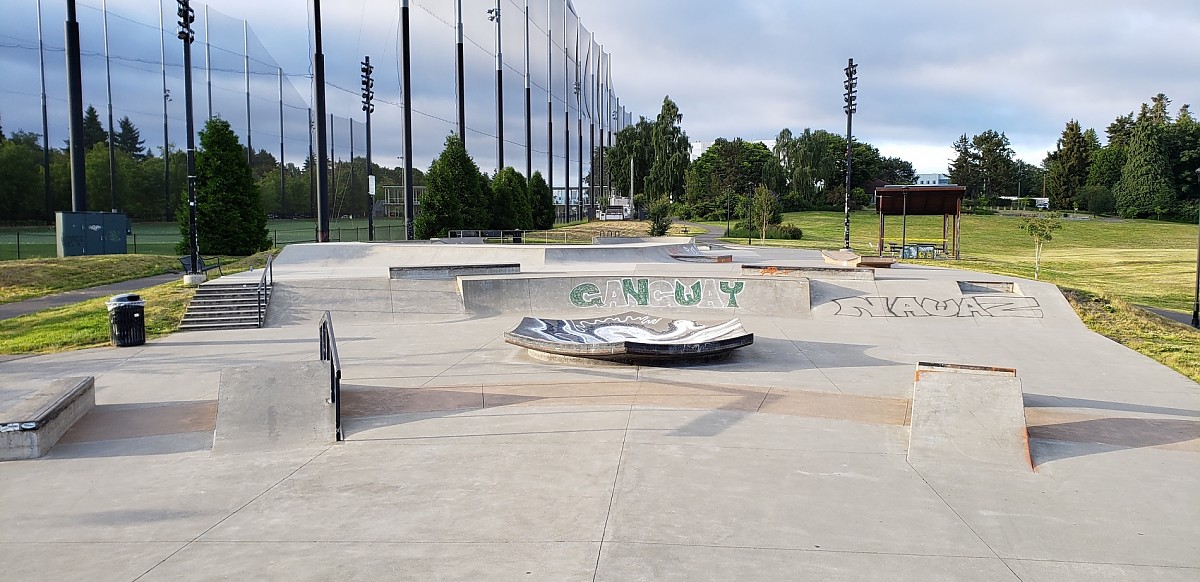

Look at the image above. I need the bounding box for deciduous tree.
[1018,214,1061,280]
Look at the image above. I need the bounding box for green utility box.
[55,211,128,257]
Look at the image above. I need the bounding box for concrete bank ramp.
[459,272,810,317]
[213,362,334,455]
[908,363,1031,471]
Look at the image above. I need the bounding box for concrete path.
[0,242,1196,581]
[1139,304,1194,327]
[0,273,180,320]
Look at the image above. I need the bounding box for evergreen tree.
[1086,146,1126,191]
[1165,104,1200,203]
[948,134,982,197]
[1046,120,1092,209]
[416,134,486,239]
[82,105,107,150]
[1106,114,1134,149]
[489,167,529,230]
[528,171,555,230]
[114,116,145,158]
[178,117,269,255]
[1113,119,1175,218]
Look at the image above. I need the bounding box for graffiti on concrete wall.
[569,278,746,309]
[833,296,1043,318]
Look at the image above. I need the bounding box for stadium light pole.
[313,0,331,242]
[488,2,503,170]
[176,0,199,275]
[66,0,88,212]
[402,0,415,240]
[841,58,858,252]
[455,0,466,145]
[361,56,375,241]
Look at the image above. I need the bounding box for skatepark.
[1,238,1197,580]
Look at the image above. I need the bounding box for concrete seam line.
[591,403,633,581]
[130,445,333,581]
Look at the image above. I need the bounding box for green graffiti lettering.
[720,281,745,307]
[570,283,602,307]
[675,280,702,306]
[622,278,649,306]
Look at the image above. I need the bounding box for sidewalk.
[0,273,181,321]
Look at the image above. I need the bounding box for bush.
[1079,184,1115,216]
[647,197,672,236]
[726,221,803,240]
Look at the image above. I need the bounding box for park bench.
[178,255,223,276]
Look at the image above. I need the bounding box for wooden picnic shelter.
[873,185,967,259]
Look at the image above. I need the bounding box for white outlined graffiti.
[832,296,1043,318]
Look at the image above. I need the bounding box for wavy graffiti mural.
[569,278,746,309]
[832,296,1043,318]
[505,312,754,362]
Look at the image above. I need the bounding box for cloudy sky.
[2,0,1198,180]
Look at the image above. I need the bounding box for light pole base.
[183,273,206,286]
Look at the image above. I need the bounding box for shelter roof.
[874,185,966,216]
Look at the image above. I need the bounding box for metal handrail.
[318,310,343,441]
[256,251,275,327]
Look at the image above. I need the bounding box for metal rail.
[318,310,342,441]
[256,251,275,327]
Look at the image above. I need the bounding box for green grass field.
[705,211,1196,313]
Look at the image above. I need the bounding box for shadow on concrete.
[154,338,321,348]
[786,338,905,370]
[47,431,213,459]
[1029,417,1200,466]
[1025,394,1200,418]
[44,401,217,459]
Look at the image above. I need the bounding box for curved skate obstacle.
[504,311,753,364]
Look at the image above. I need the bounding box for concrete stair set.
[179,282,269,331]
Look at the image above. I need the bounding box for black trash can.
[106,293,146,347]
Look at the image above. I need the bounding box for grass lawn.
[706,211,1196,313]
[0,280,194,353]
[0,254,181,304]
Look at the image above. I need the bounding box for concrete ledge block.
[390,263,520,280]
[0,377,95,461]
[743,264,875,281]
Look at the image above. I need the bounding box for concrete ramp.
[908,363,1031,471]
[213,362,334,455]
[458,273,810,317]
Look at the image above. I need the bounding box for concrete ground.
[0,242,1197,581]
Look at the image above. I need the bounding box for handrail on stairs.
[256,252,276,327]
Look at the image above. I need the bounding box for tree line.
[0,107,422,225]
[950,93,1199,219]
